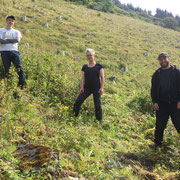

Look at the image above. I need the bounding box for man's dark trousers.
[73,88,102,121]
[155,102,180,145]
[1,51,25,85]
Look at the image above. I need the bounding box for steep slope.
[0,0,180,179]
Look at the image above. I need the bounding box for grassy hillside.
[0,0,180,179]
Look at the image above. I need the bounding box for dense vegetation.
[0,0,180,179]
[66,0,180,31]
[65,0,114,12]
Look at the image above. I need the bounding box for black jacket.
[151,65,180,103]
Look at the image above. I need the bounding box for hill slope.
[0,0,180,179]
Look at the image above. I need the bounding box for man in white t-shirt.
[0,15,25,88]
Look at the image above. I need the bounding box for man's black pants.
[155,102,180,145]
[73,88,102,121]
[1,51,25,85]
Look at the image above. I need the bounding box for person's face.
[6,18,15,27]
[158,56,170,68]
[86,52,94,61]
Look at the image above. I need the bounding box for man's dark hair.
[6,15,15,20]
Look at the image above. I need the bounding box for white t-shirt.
[0,28,22,51]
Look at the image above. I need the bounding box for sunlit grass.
[0,0,179,179]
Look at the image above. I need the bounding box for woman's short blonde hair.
[86,48,95,55]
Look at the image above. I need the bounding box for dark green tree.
[155,8,174,18]
[163,17,178,30]
[175,15,180,26]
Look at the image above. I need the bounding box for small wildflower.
[63,106,69,110]
[60,106,69,110]
[28,104,35,107]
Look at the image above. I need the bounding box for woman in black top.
[73,49,104,122]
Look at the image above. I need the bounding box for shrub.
[127,92,154,115]
[163,17,178,30]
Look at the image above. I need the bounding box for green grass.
[0,0,180,179]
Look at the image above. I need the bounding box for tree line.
[65,0,180,31]
[113,0,180,30]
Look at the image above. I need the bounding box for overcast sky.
[119,0,180,16]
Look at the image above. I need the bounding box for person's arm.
[0,31,21,44]
[79,72,85,94]
[177,69,180,109]
[6,39,19,43]
[0,38,19,44]
[0,38,9,44]
[99,68,104,96]
[151,73,159,111]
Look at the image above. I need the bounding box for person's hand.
[99,88,104,96]
[153,103,159,111]
[177,102,180,110]
[79,87,84,94]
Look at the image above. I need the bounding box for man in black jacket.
[151,52,180,148]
